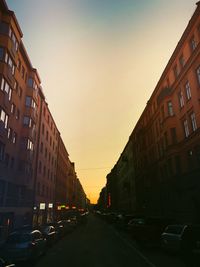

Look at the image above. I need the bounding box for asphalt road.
[21,214,185,267]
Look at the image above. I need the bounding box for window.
[178,91,184,108]
[170,128,177,144]
[0,47,4,60]
[12,132,17,144]
[0,108,8,129]
[183,119,189,138]
[8,128,17,144]
[179,54,185,68]
[23,116,32,127]
[9,27,19,51]
[27,139,34,151]
[167,101,174,116]
[25,96,36,109]
[197,66,200,85]
[185,81,191,100]
[0,141,5,161]
[0,21,9,35]
[173,65,179,78]
[5,52,15,75]
[16,109,20,120]
[11,103,16,114]
[7,127,12,140]
[1,77,12,101]
[25,96,31,107]
[1,77,4,91]
[27,77,34,88]
[190,36,197,51]
[190,112,197,132]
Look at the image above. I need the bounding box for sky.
[6,0,197,203]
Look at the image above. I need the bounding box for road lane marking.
[111,228,157,267]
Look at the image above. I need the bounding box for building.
[0,0,87,239]
[0,0,40,235]
[105,138,136,214]
[132,1,200,222]
[33,100,60,226]
[102,1,200,223]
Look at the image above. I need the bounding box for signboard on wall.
[40,203,46,210]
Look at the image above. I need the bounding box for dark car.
[128,217,173,247]
[39,225,57,246]
[161,224,200,255]
[0,258,15,267]
[2,230,47,262]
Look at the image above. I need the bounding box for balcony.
[22,127,36,141]
[24,107,38,124]
[5,65,15,87]
[157,87,172,105]
[3,94,11,112]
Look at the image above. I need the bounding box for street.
[18,214,185,267]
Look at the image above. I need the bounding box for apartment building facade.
[0,0,87,237]
[102,1,200,223]
[106,138,136,214]
[33,100,60,226]
[0,0,40,235]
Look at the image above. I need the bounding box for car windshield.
[165,225,184,234]
[7,232,31,243]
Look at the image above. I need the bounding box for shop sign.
[40,203,46,210]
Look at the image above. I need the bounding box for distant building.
[33,100,60,226]
[97,187,107,210]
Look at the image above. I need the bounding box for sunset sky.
[6,0,197,203]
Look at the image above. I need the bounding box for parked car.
[2,229,47,262]
[161,224,187,253]
[161,224,200,255]
[39,225,57,246]
[0,258,15,267]
[56,220,72,235]
[115,214,136,230]
[128,217,173,247]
